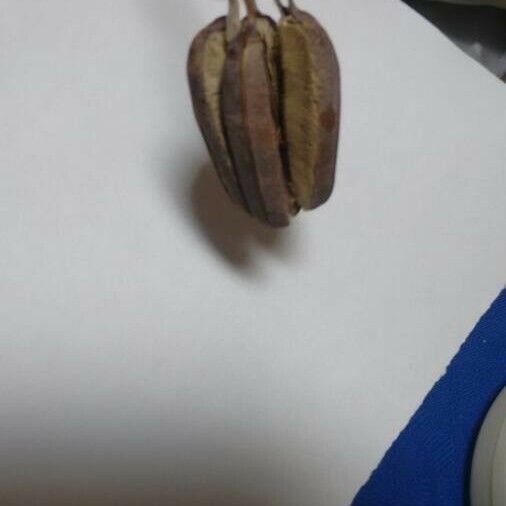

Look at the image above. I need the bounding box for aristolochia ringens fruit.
[276,0,340,210]
[222,1,296,227]
[187,1,244,206]
[187,0,340,227]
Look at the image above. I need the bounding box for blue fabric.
[353,289,506,506]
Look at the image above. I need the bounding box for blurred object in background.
[430,0,506,6]
[470,388,506,506]
[404,0,506,79]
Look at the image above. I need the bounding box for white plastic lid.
[471,388,506,506]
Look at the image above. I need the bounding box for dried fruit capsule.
[221,2,294,227]
[277,0,340,210]
[187,0,339,227]
[187,5,244,206]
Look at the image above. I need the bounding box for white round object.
[471,388,506,506]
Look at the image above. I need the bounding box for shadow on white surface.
[403,0,506,78]
[0,432,325,506]
[187,165,299,271]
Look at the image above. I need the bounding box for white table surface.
[1,1,505,504]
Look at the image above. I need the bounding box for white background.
[1,1,505,504]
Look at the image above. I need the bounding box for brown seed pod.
[221,2,295,228]
[187,7,244,206]
[276,0,341,210]
[187,0,339,227]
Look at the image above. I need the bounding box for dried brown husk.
[188,2,339,226]
[278,6,341,210]
[187,17,245,207]
[221,16,295,227]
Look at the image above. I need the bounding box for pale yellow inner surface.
[203,31,227,148]
[279,17,319,209]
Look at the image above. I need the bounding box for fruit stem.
[244,0,258,18]
[274,0,297,15]
[226,0,240,41]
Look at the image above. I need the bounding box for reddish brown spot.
[320,108,336,132]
